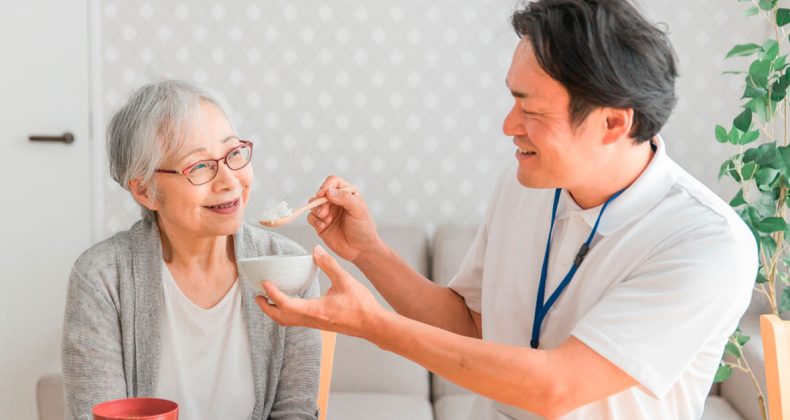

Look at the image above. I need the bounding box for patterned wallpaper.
[96,0,769,239]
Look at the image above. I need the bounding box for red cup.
[92,397,178,420]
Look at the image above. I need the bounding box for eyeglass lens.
[187,144,252,185]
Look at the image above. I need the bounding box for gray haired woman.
[61,80,320,420]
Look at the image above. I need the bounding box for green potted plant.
[714,1,790,418]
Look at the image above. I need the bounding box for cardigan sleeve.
[61,256,127,420]
[267,271,321,419]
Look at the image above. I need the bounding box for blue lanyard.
[530,188,624,349]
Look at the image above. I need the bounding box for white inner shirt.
[156,261,255,420]
[449,137,757,419]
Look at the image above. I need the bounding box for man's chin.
[515,171,559,190]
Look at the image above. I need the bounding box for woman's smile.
[204,198,241,214]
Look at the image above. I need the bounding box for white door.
[0,1,92,418]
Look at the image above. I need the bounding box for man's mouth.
[517,147,537,156]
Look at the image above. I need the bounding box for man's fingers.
[255,295,284,321]
[313,245,349,287]
[262,281,292,307]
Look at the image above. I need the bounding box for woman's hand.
[256,245,385,338]
[307,175,383,263]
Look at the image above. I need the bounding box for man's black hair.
[512,0,678,142]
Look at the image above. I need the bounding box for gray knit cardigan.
[61,219,320,420]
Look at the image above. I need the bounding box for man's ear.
[602,108,634,145]
[128,179,159,211]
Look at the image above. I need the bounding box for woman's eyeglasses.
[155,140,253,186]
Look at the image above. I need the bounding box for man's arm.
[258,246,635,418]
[370,310,636,418]
[354,242,482,338]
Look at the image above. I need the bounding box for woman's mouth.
[205,198,241,215]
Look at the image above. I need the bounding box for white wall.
[94,0,768,239]
[2,1,772,419]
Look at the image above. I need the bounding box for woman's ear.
[602,108,634,145]
[128,179,159,211]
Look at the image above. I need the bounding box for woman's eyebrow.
[178,135,240,162]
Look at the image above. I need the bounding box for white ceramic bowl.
[237,254,317,298]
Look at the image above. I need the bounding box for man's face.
[504,40,607,190]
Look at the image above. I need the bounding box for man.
[258,0,758,418]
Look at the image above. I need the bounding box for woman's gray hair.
[107,80,236,221]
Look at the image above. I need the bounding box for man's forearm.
[354,242,480,337]
[365,310,568,418]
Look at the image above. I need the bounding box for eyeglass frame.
[154,139,254,186]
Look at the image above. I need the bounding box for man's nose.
[503,104,525,137]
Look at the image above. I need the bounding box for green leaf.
[740,205,761,228]
[761,39,780,61]
[739,130,761,145]
[778,8,790,26]
[777,145,790,179]
[743,84,768,99]
[729,127,743,145]
[719,159,734,180]
[757,216,787,232]
[735,328,751,346]
[724,342,742,358]
[730,189,747,207]
[715,125,730,143]
[783,254,790,270]
[714,364,733,383]
[756,270,769,284]
[742,162,758,180]
[734,109,753,132]
[723,70,748,75]
[745,96,774,122]
[781,286,790,312]
[756,167,780,190]
[754,191,778,216]
[745,6,760,16]
[754,143,780,166]
[759,0,778,11]
[760,236,777,259]
[749,59,773,88]
[726,43,762,58]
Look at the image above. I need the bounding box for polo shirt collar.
[556,135,678,236]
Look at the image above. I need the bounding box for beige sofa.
[38,224,763,419]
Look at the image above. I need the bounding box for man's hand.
[256,245,385,338]
[307,175,384,263]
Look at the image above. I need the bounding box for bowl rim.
[237,253,313,263]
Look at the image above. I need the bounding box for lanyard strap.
[530,188,624,349]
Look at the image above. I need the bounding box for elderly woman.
[61,80,320,420]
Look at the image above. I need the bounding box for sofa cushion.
[434,394,476,420]
[702,395,744,420]
[277,224,430,397]
[36,373,64,420]
[328,392,433,420]
[719,315,764,420]
[436,394,742,420]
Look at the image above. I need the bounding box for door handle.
[29,132,74,144]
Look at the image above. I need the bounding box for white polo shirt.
[449,137,757,419]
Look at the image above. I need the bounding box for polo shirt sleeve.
[571,224,757,399]
[448,167,512,313]
[447,222,487,312]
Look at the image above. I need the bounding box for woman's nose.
[212,160,241,189]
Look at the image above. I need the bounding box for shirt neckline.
[161,259,240,313]
[556,135,678,236]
